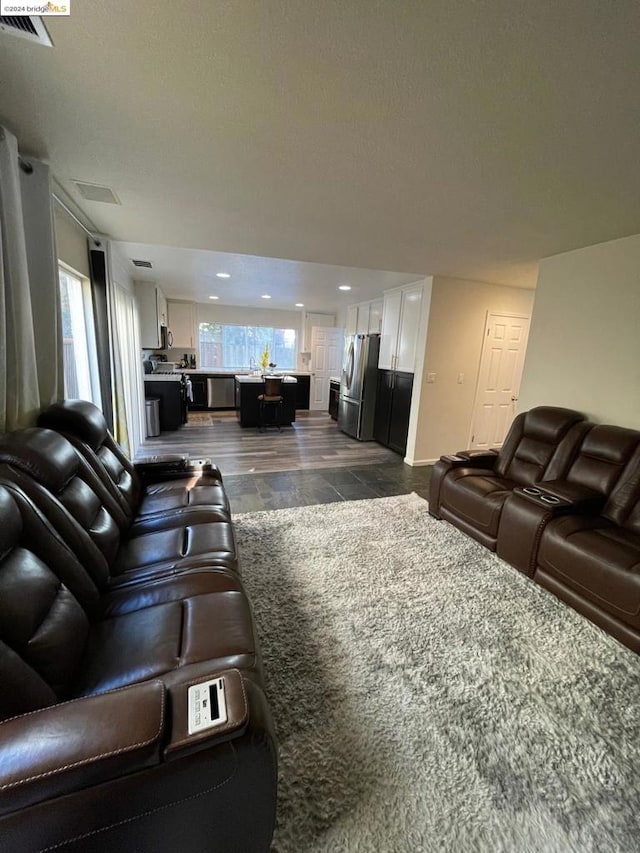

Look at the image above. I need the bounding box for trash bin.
[145,397,160,437]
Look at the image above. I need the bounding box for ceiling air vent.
[0,16,52,46]
[72,181,120,204]
[132,259,153,269]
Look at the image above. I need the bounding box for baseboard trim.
[403,457,437,467]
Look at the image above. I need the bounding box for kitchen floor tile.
[319,470,361,485]
[333,482,380,500]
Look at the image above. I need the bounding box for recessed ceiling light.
[261,294,271,299]
[338,284,351,291]
[209,295,219,300]
[295,303,304,307]
[216,272,231,279]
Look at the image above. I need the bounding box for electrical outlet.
[426,372,436,383]
[457,373,464,384]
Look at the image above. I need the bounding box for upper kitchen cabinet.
[346,299,385,336]
[168,301,196,349]
[379,283,423,372]
[345,305,358,336]
[356,304,369,334]
[367,299,383,334]
[135,282,167,349]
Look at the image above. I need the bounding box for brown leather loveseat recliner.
[521,426,640,652]
[429,406,588,548]
[431,406,640,655]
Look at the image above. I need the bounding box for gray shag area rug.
[235,493,640,853]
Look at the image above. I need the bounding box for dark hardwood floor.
[137,410,432,512]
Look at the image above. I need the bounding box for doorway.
[469,312,530,450]
[310,327,344,411]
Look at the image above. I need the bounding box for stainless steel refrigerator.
[338,333,380,440]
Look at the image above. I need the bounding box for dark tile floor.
[224,461,433,513]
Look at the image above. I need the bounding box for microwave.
[160,325,173,349]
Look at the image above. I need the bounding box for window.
[199,323,297,370]
[59,265,102,405]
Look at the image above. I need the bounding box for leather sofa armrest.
[0,681,166,816]
[453,449,499,466]
[429,450,498,518]
[135,457,222,485]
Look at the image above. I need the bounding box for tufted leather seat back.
[494,407,587,485]
[38,400,141,520]
[0,429,131,589]
[597,443,640,532]
[562,425,640,498]
[0,484,98,720]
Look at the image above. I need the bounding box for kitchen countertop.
[235,374,298,384]
[144,374,183,382]
[182,369,312,376]
[330,377,341,384]
[181,368,244,375]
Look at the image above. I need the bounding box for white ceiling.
[1,0,639,304]
[117,242,420,310]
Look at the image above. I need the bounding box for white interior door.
[310,326,344,411]
[469,312,530,450]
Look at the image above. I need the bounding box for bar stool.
[257,376,284,431]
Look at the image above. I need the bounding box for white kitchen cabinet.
[135,282,166,349]
[345,305,358,336]
[356,303,370,334]
[368,299,383,333]
[157,290,167,329]
[168,301,196,349]
[379,283,423,372]
[347,300,384,336]
[395,284,423,371]
[379,290,402,369]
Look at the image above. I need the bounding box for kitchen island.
[235,375,298,427]
[183,370,311,411]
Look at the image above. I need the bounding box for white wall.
[196,302,302,334]
[518,234,640,428]
[405,278,433,464]
[409,276,535,463]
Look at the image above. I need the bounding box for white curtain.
[106,246,145,457]
[0,126,62,432]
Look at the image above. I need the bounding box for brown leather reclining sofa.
[0,400,277,852]
[430,406,640,654]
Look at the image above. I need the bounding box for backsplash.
[142,348,197,368]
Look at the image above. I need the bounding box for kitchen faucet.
[249,356,256,370]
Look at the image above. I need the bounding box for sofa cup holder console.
[515,486,569,510]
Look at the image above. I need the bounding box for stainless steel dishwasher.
[206,376,236,408]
